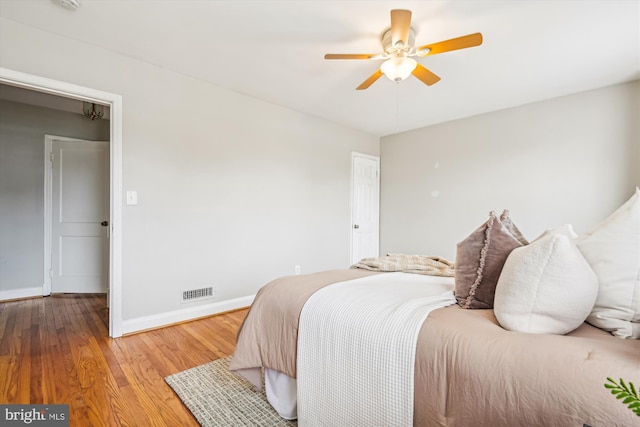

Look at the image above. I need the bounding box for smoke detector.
[53,0,80,10]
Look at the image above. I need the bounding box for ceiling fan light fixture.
[83,102,104,120]
[380,56,417,82]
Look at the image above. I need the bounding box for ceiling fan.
[324,9,482,90]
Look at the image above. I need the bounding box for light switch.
[126,190,138,205]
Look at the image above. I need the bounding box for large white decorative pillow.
[575,188,640,339]
[494,225,598,335]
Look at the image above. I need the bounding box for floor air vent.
[182,286,214,303]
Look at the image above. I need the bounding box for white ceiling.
[1,0,639,137]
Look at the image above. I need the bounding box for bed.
[229,268,640,427]
[230,190,640,426]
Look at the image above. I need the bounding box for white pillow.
[575,188,640,339]
[534,223,578,240]
[494,225,598,335]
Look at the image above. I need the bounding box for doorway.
[0,67,123,337]
[350,152,380,265]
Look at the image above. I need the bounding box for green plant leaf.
[630,382,638,398]
[605,377,640,417]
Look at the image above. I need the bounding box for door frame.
[0,67,123,337]
[349,152,380,265]
[44,135,110,295]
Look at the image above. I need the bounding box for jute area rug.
[165,356,297,427]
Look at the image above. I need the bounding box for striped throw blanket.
[351,253,455,277]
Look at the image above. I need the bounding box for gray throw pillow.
[455,210,528,309]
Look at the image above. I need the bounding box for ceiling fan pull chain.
[395,81,401,133]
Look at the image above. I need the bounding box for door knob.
[101,221,109,227]
[353,224,359,229]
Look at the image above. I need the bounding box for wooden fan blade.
[412,63,441,86]
[356,69,384,90]
[324,53,379,60]
[417,33,483,56]
[390,9,412,48]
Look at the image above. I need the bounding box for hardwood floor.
[0,294,248,426]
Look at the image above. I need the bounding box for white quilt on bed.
[297,272,456,427]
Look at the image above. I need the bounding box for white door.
[51,138,109,293]
[350,153,380,265]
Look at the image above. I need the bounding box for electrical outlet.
[295,265,301,275]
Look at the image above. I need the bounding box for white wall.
[0,99,110,299]
[380,81,640,261]
[0,19,379,325]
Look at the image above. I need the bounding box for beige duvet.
[230,270,640,427]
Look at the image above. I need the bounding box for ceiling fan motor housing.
[381,28,416,56]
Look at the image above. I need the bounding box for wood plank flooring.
[0,294,248,426]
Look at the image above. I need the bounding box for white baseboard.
[0,286,44,301]
[120,295,255,335]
